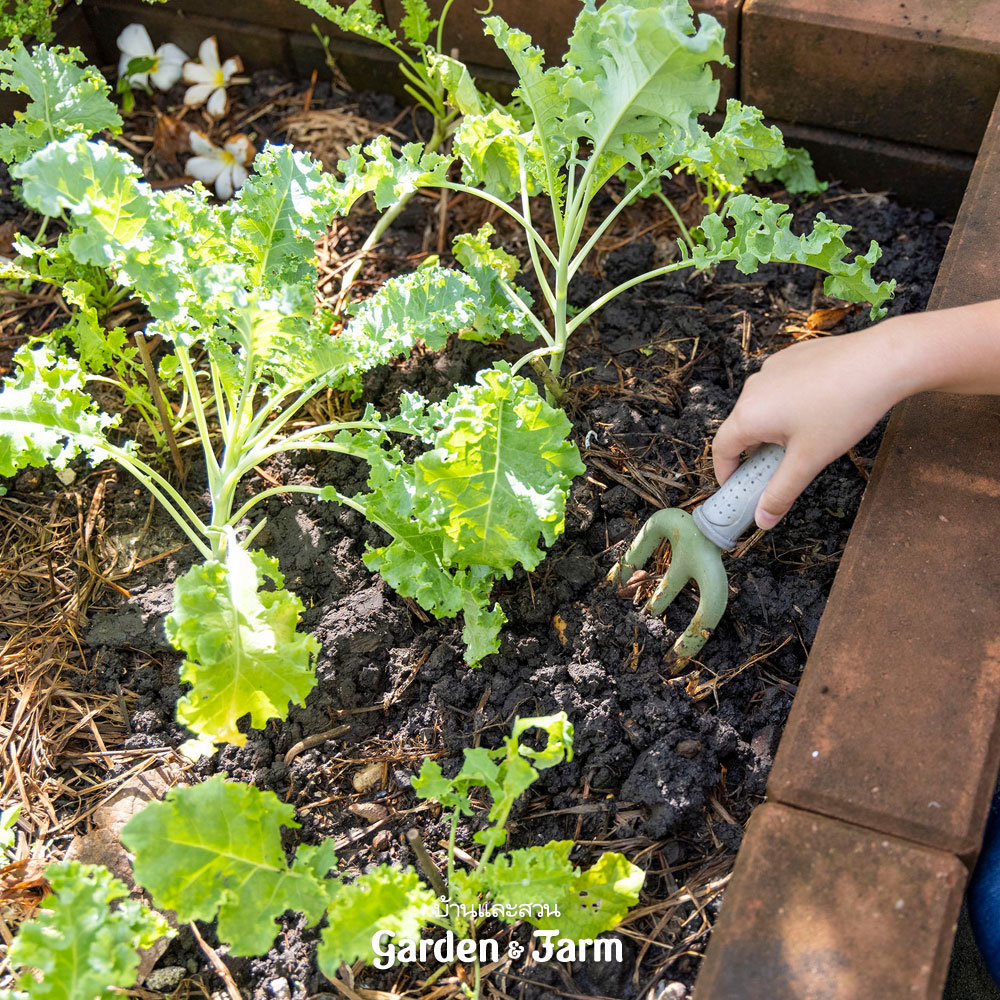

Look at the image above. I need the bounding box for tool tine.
[645,560,690,616]
[672,551,729,664]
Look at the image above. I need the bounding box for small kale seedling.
[121,714,642,999]
[296,0,501,297]
[3,860,171,1000]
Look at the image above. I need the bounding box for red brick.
[382,0,741,103]
[742,0,1000,154]
[83,1,293,73]
[774,120,974,214]
[767,87,1000,860]
[694,803,966,1000]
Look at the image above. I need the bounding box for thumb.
[754,446,820,529]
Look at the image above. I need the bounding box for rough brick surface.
[694,804,966,1000]
[768,87,1000,861]
[743,0,1000,154]
[84,1,293,73]
[774,121,974,214]
[382,0,741,102]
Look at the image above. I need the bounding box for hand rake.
[607,443,785,663]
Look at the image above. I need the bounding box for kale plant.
[121,714,642,997]
[0,45,583,750]
[328,0,895,389]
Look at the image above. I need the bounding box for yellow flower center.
[213,69,226,86]
[221,150,237,166]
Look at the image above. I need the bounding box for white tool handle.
[692,443,786,550]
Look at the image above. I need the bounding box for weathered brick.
[382,0,741,103]
[743,0,1000,154]
[694,803,966,1000]
[775,120,975,215]
[99,0,387,39]
[84,1,293,73]
[767,86,1000,862]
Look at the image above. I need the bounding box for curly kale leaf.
[6,861,170,1000]
[121,777,337,956]
[294,0,398,47]
[360,367,583,664]
[0,39,121,165]
[165,531,318,747]
[412,713,573,846]
[0,344,117,481]
[695,193,895,317]
[317,867,438,974]
[330,135,452,214]
[226,143,336,299]
[563,0,727,165]
[477,842,643,938]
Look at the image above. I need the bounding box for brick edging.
[694,85,1000,1000]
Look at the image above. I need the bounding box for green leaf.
[0,344,117,480]
[331,135,452,213]
[227,143,335,296]
[429,51,486,116]
[481,17,573,195]
[121,778,337,956]
[317,866,438,974]
[14,137,150,266]
[294,0,398,47]
[0,39,121,165]
[399,0,437,45]
[452,107,548,201]
[359,367,582,665]
[412,712,574,847]
[414,364,585,573]
[680,100,786,200]
[0,803,19,861]
[695,193,895,318]
[481,843,643,938]
[6,860,170,1000]
[343,262,481,356]
[752,145,828,195]
[452,223,538,342]
[165,531,319,747]
[563,0,727,165]
[510,713,574,770]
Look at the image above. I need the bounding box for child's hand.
[712,321,917,528]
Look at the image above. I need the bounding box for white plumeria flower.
[187,131,255,200]
[116,24,188,91]
[183,37,243,118]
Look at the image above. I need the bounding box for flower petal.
[223,134,255,166]
[187,155,225,186]
[229,164,249,193]
[150,59,183,91]
[188,129,219,155]
[220,56,243,80]
[198,36,221,70]
[206,87,228,118]
[183,62,215,85]
[183,82,216,107]
[215,167,234,201]
[157,43,189,67]
[116,23,153,59]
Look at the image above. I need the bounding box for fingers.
[754,445,821,529]
[711,414,759,485]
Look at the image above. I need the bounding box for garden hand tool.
[607,443,785,663]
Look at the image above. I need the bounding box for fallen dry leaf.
[806,304,859,331]
[153,112,193,165]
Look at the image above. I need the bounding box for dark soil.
[3,74,951,1000]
